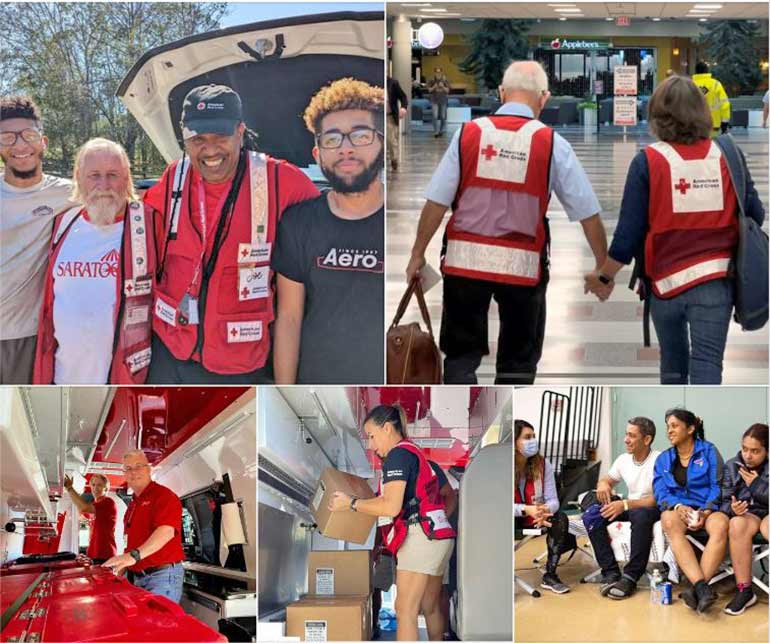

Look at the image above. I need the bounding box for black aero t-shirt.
[271,192,384,384]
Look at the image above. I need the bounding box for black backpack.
[715,134,768,331]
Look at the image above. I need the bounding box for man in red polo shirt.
[63,472,117,564]
[103,449,185,602]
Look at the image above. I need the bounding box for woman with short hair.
[585,75,765,384]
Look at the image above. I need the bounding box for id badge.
[179,293,199,325]
[238,267,268,301]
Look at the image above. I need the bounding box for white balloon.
[418,22,444,50]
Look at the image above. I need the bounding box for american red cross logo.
[674,178,691,195]
[126,283,133,292]
[481,144,498,161]
[241,247,249,258]
[241,287,250,298]
[230,327,239,337]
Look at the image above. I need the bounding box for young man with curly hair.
[1,95,77,383]
[272,77,384,384]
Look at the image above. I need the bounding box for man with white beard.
[0,95,77,384]
[33,138,156,384]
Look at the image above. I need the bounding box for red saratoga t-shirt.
[85,496,117,560]
[124,481,185,572]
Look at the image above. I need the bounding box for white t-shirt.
[0,173,76,339]
[52,215,123,383]
[607,450,661,500]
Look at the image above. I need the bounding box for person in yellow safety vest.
[692,61,730,136]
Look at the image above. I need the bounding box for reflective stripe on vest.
[654,256,731,297]
[444,238,540,281]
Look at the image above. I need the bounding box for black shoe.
[679,587,697,610]
[599,570,622,596]
[607,576,637,600]
[390,160,398,171]
[434,132,440,138]
[541,572,570,594]
[694,581,717,613]
[724,589,757,615]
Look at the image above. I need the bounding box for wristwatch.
[598,274,613,285]
[129,548,141,563]
[350,498,358,512]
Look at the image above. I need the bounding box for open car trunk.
[117,11,384,169]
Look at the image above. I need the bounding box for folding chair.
[685,530,734,587]
[515,528,543,598]
[690,532,770,594]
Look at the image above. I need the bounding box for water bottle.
[650,568,662,605]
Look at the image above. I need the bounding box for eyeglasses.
[0,128,43,147]
[316,127,382,150]
[122,464,149,473]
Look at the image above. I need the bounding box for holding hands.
[584,269,614,302]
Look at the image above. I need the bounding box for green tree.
[0,2,229,176]
[696,20,763,95]
[459,19,534,92]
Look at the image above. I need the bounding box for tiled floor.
[386,122,769,384]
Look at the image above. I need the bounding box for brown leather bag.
[387,278,442,384]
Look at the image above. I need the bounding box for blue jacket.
[719,452,768,518]
[653,439,724,511]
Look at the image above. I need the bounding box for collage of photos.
[0,1,768,643]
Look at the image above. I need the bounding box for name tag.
[154,297,177,326]
[237,242,271,264]
[426,509,451,531]
[124,278,151,297]
[238,267,268,301]
[126,347,151,373]
[226,321,263,343]
[125,305,149,326]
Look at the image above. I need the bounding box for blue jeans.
[650,278,733,384]
[432,102,447,133]
[131,563,184,603]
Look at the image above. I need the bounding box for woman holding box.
[654,407,726,613]
[328,404,455,642]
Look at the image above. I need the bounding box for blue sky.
[221,2,383,27]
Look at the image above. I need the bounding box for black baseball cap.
[180,84,242,140]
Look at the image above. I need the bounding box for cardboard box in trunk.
[307,550,372,596]
[310,468,377,544]
[286,595,371,641]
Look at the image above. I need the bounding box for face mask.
[521,438,539,458]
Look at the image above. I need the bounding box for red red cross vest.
[644,140,738,299]
[148,151,318,375]
[442,114,554,286]
[378,441,456,556]
[514,460,545,528]
[33,202,155,384]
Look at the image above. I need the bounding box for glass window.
[559,54,585,80]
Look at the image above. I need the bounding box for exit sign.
[616,16,631,26]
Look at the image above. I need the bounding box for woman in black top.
[717,423,768,615]
[328,404,454,641]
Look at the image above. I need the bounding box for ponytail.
[364,404,408,438]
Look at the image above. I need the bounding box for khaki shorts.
[397,524,455,576]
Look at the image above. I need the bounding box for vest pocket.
[213,265,271,315]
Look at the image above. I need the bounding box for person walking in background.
[692,61,731,136]
[427,68,450,138]
[387,75,408,171]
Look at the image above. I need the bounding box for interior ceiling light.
[559,17,568,21]
[555,8,583,12]
[652,17,661,21]
[694,4,722,8]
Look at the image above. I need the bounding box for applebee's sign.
[543,38,612,50]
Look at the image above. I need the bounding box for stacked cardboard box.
[286,549,374,641]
